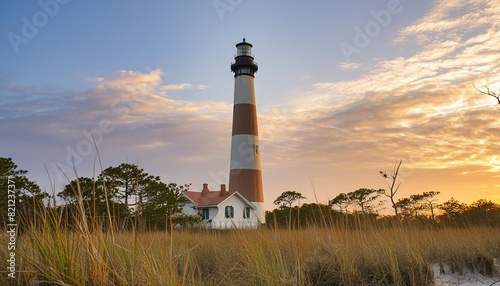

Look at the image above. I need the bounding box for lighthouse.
[228,38,265,224]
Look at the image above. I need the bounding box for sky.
[1,0,499,213]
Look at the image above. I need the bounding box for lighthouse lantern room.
[231,38,258,77]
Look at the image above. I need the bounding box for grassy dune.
[1,214,499,285]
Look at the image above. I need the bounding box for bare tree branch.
[473,84,500,106]
[380,159,403,218]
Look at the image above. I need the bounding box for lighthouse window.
[238,67,253,75]
[225,206,234,218]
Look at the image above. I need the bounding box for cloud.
[395,0,495,45]
[263,0,500,178]
[97,69,163,94]
[339,62,362,70]
[0,69,232,186]
[162,83,208,91]
[71,69,229,127]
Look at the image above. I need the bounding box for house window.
[201,208,209,220]
[243,207,251,219]
[225,206,234,218]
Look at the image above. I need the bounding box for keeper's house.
[181,184,260,229]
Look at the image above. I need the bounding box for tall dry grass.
[1,202,499,285]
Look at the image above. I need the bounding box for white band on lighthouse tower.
[234,76,256,105]
[230,134,261,170]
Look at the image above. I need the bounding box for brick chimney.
[219,184,228,196]
[201,183,209,197]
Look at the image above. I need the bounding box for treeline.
[265,160,500,229]
[0,157,200,231]
[2,156,500,231]
[266,190,500,229]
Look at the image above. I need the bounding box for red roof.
[183,190,237,208]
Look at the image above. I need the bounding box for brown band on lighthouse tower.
[231,104,258,135]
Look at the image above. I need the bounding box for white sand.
[433,259,500,286]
